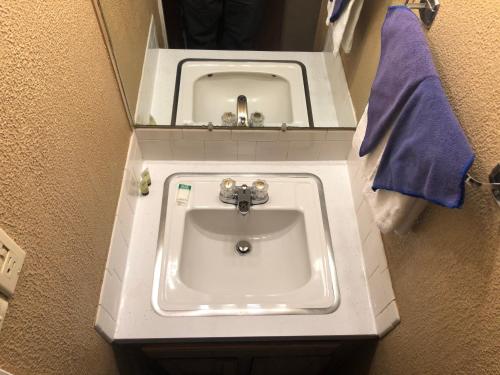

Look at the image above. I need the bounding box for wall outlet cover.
[0,228,26,297]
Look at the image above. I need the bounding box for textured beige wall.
[97,0,164,119]
[343,1,500,374]
[0,1,131,374]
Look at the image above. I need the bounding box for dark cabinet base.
[129,338,377,375]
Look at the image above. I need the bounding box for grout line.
[285,141,292,161]
[360,226,372,243]
[99,269,121,320]
[170,139,177,159]
[107,265,124,283]
[355,197,365,215]
[98,304,117,322]
[99,302,117,323]
[367,265,380,280]
[367,262,389,281]
[375,298,397,317]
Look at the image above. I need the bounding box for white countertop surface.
[113,160,376,340]
[149,50,353,128]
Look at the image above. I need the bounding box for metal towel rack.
[403,1,500,206]
[465,165,500,207]
[404,0,440,28]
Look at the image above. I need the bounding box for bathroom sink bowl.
[172,59,313,127]
[181,209,310,295]
[152,173,339,316]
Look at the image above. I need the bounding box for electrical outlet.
[0,228,26,297]
[0,295,7,332]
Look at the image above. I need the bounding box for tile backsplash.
[136,128,354,161]
[97,134,143,341]
[347,147,400,337]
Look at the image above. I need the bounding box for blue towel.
[360,6,474,208]
[330,0,351,23]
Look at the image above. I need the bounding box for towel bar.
[465,164,500,207]
[403,0,440,28]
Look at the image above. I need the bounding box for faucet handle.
[252,179,269,201]
[220,178,236,199]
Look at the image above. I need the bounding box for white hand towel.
[353,106,427,234]
[325,0,336,26]
[341,0,364,53]
[325,0,365,55]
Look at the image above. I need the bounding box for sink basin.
[152,173,340,316]
[172,59,314,127]
[180,209,311,295]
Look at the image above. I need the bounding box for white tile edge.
[346,144,399,337]
[322,52,357,127]
[125,134,142,212]
[135,16,159,125]
[375,300,400,337]
[95,268,122,342]
[135,132,355,161]
[96,134,144,342]
[156,0,168,47]
[95,305,116,343]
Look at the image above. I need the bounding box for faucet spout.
[236,95,248,127]
[236,184,252,216]
[237,200,250,215]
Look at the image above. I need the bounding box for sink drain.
[235,240,251,255]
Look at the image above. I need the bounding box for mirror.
[164,0,327,51]
[93,0,357,129]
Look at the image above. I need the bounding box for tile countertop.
[148,50,356,128]
[111,160,376,341]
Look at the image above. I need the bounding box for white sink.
[180,209,310,295]
[172,60,313,127]
[152,174,340,316]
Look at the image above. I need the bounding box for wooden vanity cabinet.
[140,338,375,375]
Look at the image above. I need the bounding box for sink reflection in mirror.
[173,60,314,127]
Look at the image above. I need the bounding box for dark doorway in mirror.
[162,0,325,51]
[164,0,185,48]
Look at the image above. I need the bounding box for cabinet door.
[158,357,239,375]
[250,355,332,375]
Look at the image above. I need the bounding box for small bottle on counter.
[141,168,151,186]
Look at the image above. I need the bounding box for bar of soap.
[176,184,192,206]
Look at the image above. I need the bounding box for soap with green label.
[176,184,192,206]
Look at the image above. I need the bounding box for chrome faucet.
[219,178,269,215]
[234,184,252,215]
[236,95,248,127]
